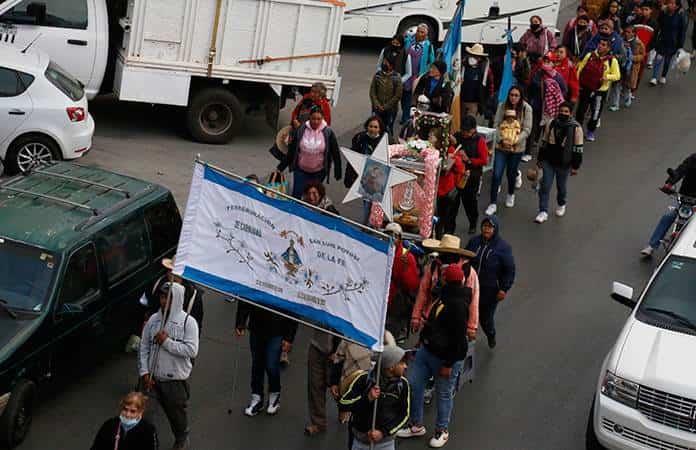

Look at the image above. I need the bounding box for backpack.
[579,53,608,91]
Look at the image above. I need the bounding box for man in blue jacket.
[465,216,515,348]
[582,20,627,68]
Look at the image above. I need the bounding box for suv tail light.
[66,107,85,122]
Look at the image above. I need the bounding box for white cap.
[385,222,403,235]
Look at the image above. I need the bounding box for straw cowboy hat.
[421,234,476,258]
[275,125,292,155]
[465,43,488,57]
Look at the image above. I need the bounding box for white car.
[587,216,696,450]
[0,45,94,174]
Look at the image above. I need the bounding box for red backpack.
[579,53,609,91]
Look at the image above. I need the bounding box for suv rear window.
[0,239,57,311]
[44,61,83,101]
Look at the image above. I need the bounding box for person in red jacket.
[435,140,465,238]
[452,116,489,235]
[384,223,420,341]
[554,47,580,105]
[291,82,332,129]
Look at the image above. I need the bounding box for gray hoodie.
[139,282,199,381]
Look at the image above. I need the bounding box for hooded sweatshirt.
[465,216,516,293]
[139,282,199,381]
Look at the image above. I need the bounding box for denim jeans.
[249,334,282,395]
[607,81,621,109]
[538,161,570,213]
[649,208,678,249]
[292,168,325,199]
[490,150,522,204]
[652,51,676,79]
[407,346,464,430]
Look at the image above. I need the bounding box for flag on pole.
[440,0,465,132]
[497,26,515,105]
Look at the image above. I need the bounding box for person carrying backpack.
[575,38,621,142]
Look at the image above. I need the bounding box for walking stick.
[146,284,173,393]
[369,351,384,450]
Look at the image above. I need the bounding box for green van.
[0,162,182,448]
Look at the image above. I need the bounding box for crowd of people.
[89,1,695,449]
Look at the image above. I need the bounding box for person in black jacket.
[339,344,409,450]
[235,303,298,417]
[278,106,342,199]
[347,116,386,224]
[91,392,158,450]
[641,153,696,257]
[465,215,515,349]
[397,263,473,448]
[413,61,453,114]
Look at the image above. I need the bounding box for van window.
[0,239,56,312]
[98,214,149,284]
[59,244,99,305]
[0,67,31,97]
[4,0,88,30]
[144,195,182,259]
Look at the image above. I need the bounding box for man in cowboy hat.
[397,237,479,447]
[461,43,495,119]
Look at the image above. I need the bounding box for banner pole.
[194,156,389,240]
[369,351,384,450]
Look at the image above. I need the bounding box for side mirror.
[611,282,636,308]
[26,2,46,25]
[58,303,85,316]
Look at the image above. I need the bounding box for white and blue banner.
[174,163,394,351]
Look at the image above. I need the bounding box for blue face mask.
[119,415,141,431]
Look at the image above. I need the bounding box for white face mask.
[468,57,479,66]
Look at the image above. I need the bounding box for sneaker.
[555,204,566,217]
[640,246,654,258]
[534,211,548,224]
[649,78,658,86]
[267,392,280,415]
[505,194,515,208]
[429,429,450,448]
[485,203,497,216]
[487,334,497,349]
[659,76,667,85]
[608,105,619,112]
[586,131,596,142]
[624,95,633,108]
[515,170,523,189]
[244,394,264,417]
[396,425,427,438]
[521,154,532,163]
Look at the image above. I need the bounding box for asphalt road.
[14,2,696,449]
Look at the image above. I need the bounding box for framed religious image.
[359,157,391,203]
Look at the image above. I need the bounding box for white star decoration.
[341,135,416,221]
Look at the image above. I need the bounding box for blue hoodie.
[465,215,515,293]
[582,31,626,67]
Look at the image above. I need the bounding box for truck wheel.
[5,134,60,175]
[398,17,438,43]
[0,380,37,448]
[186,88,243,144]
[586,398,606,450]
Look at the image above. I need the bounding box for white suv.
[587,217,696,449]
[0,45,94,174]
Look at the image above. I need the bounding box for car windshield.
[0,238,57,312]
[44,61,83,101]
[637,256,696,333]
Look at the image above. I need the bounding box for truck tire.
[586,398,606,450]
[5,134,60,175]
[398,17,438,43]
[186,87,243,144]
[0,380,37,448]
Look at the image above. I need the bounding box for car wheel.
[0,380,37,448]
[186,87,243,144]
[586,397,606,450]
[5,134,59,175]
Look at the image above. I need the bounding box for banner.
[174,163,394,351]
[498,27,514,105]
[440,0,464,132]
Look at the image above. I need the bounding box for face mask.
[119,415,141,430]
[530,23,541,31]
[576,24,588,30]
[557,114,570,122]
[467,57,478,66]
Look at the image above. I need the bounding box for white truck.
[0,0,344,143]
[343,0,560,45]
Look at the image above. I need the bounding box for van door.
[52,242,104,365]
[0,0,97,90]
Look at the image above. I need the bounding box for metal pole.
[369,351,384,450]
[194,157,390,240]
[148,284,173,390]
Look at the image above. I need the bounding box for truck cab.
[0,0,110,99]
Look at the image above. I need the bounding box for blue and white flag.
[439,0,465,131]
[498,28,515,105]
[174,163,394,351]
